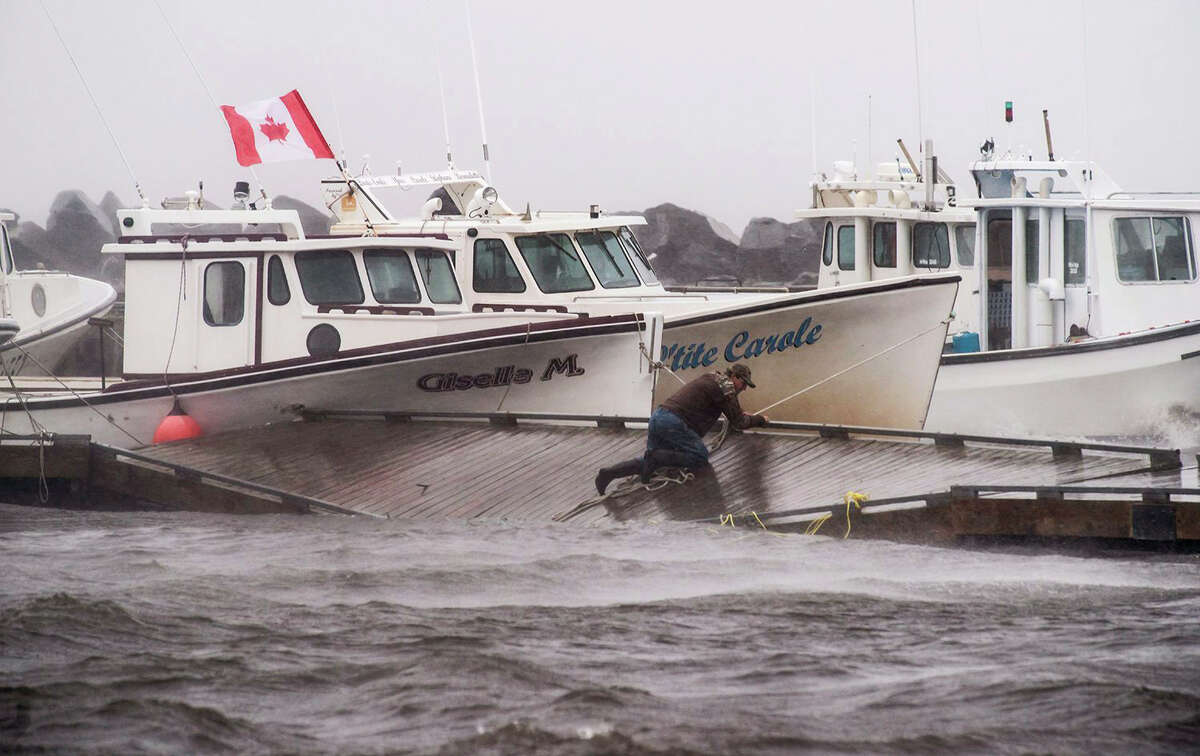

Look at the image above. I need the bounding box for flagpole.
[154,0,269,201]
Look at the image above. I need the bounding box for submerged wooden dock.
[2,412,1197,548]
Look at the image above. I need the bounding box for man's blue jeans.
[646,407,709,468]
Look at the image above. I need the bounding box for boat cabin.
[800,149,1200,354]
[106,183,672,379]
[961,159,1200,350]
[797,159,980,341]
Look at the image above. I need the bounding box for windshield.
[576,231,640,288]
[295,249,365,305]
[515,234,595,293]
[618,226,657,284]
[415,248,462,304]
[363,250,421,304]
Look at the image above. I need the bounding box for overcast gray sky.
[3,0,1197,234]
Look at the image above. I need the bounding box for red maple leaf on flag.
[259,115,290,143]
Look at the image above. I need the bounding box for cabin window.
[203,261,245,327]
[516,233,595,293]
[873,222,896,268]
[473,239,525,293]
[1064,217,1086,285]
[364,250,421,304]
[0,225,11,274]
[821,223,833,266]
[267,255,290,305]
[295,250,365,305]
[619,226,658,284]
[913,223,950,269]
[954,225,975,267]
[836,225,855,270]
[1113,216,1195,283]
[415,249,462,304]
[576,231,639,288]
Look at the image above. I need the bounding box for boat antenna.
[1079,0,1093,197]
[153,0,270,203]
[910,0,925,157]
[39,1,147,207]
[809,71,819,179]
[867,94,872,179]
[464,0,493,183]
[436,54,455,169]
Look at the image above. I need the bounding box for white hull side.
[926,324,1200,444]
[652,275,959,428]
[1,316,658,449]
[1,272,116,375]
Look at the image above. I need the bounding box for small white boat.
[0,212,117,376]
[797,138,1200,442]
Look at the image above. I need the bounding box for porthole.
[306,324,341,357]
[31,284,46,317]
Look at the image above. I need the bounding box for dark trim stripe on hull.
[15,314,651,411]
[943,320,1200,365]
[664,273,960,329]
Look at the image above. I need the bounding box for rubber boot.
[641,449,697,482]
[595,458,643,495]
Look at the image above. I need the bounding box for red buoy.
[153,399,203,444]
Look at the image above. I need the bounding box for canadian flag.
[220,89,334,167]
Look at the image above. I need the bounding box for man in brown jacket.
[595,363,768,495]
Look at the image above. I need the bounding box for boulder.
[736,217,823,287]
[631,203,738,285]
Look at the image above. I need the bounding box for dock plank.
[138,418,1174,527]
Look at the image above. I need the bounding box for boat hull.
[652,274,959,428]
[1,271,117,375]
[926,321,1200,443]
[1,313,661,448]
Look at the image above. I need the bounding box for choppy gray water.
[2,502,1198,755]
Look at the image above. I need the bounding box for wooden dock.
[2,413,1197,548]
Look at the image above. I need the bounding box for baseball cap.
[727,363,755,388]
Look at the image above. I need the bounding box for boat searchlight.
[466,185,500,217]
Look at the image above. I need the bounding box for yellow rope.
[841,491,869,539]
[803,491,869,537]
[805,513,831,536]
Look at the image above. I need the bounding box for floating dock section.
[2,412,1197,548]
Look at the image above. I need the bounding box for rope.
[495,321,531,412]
[753,316,951,416]
[39,1,146,205]
[161,235,189,399]
[633,311,686,386]
[1,341,145,447]
[804,491,869,538]
[552,468,694,522]
[153,0,266,198]
[1,357,50,502]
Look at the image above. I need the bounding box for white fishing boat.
[0,193,663,448]
[320,169,960,428]
[797,136,1200,442]
[0,212,117,376]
